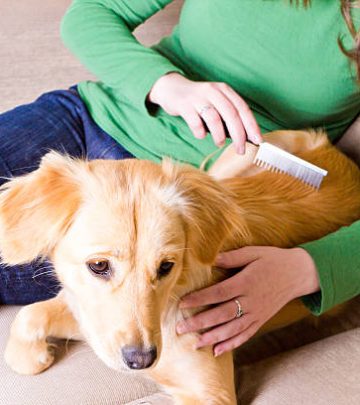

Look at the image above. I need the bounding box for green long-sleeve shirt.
[61,0,360,315]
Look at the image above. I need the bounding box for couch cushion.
[2,304,360,405]
[0,306,166,405]
[237,327,360,405]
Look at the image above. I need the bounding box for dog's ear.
[0,152,85,265]
[161,159,250,264]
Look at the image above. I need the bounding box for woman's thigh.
[0,87,134,305]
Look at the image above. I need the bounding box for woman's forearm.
[61,0,183,106]
[300,219,360,315]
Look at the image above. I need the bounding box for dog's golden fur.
[2,130,360,404]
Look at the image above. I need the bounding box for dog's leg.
[4,290,81,375]
[150,339,236,405]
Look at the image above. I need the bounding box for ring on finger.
[234,298,244,319]
[198,105,214,117]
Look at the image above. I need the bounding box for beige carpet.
[0,0,183,113]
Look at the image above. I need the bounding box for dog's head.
[0,152,248,371]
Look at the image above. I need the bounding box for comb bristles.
[253,142,327,189]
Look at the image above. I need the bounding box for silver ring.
[198,105,213,116]
[234,299,244,319]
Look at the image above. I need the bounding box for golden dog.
[2,130,360,404]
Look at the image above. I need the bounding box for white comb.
[253,142,328,189]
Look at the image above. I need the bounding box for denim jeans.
[0,87,134,305]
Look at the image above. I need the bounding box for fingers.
[220,84,262,145]
[177,298,247,334]
[180,247,266,309]
[150,75,261,151]
[213,321,259,356]
[216,246,262,269]
[199,105,227,147]
[196,316,253,350]
[179,275,246,309]
[181,108,207,139]
[181,82,261,153]
[206,91,246,154]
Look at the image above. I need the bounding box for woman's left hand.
[176,246,319,356]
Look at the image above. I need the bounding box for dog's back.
[219,130,360,249]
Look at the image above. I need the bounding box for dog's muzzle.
[121,345,157,370]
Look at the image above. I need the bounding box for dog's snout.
[121,345,157,370]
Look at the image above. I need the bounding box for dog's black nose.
[121,345,157,369]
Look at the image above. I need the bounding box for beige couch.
[1,1,360,404]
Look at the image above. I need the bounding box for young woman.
[1,0,359,356]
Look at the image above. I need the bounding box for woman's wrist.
[290,247,320,299]
[147,71,185,105]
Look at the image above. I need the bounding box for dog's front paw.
[5,334,55,375]
[4,304,55,375]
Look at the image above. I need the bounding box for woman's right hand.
[148,72,262,154]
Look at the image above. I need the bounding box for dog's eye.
[86,260,112,279]
[157,261,174,279]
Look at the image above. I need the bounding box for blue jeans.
[0,87,134,305]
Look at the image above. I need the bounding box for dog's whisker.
[33,266,55,272]
[0,175,14,182]
[33,269,55,274]
[64,340,87,354]
[12,165,39,172]
[64,334,84,350]
[32,270,55,279]
[32,264,55,273]
[65,333,83,343]
[34,266,54,274]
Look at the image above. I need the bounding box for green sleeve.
[60,0,184,109]
[299,220,360,315]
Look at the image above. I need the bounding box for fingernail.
[215,253,225,265]
[196,133,206,140]
[255,135,263,144]
[176,323,186,334]
[237,145,245,155]
[214,347,223,357]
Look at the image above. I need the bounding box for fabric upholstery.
[0,306,163,405]
[238,328,360,405]
[1,305,360,404]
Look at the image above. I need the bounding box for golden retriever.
[2,130,360,405]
